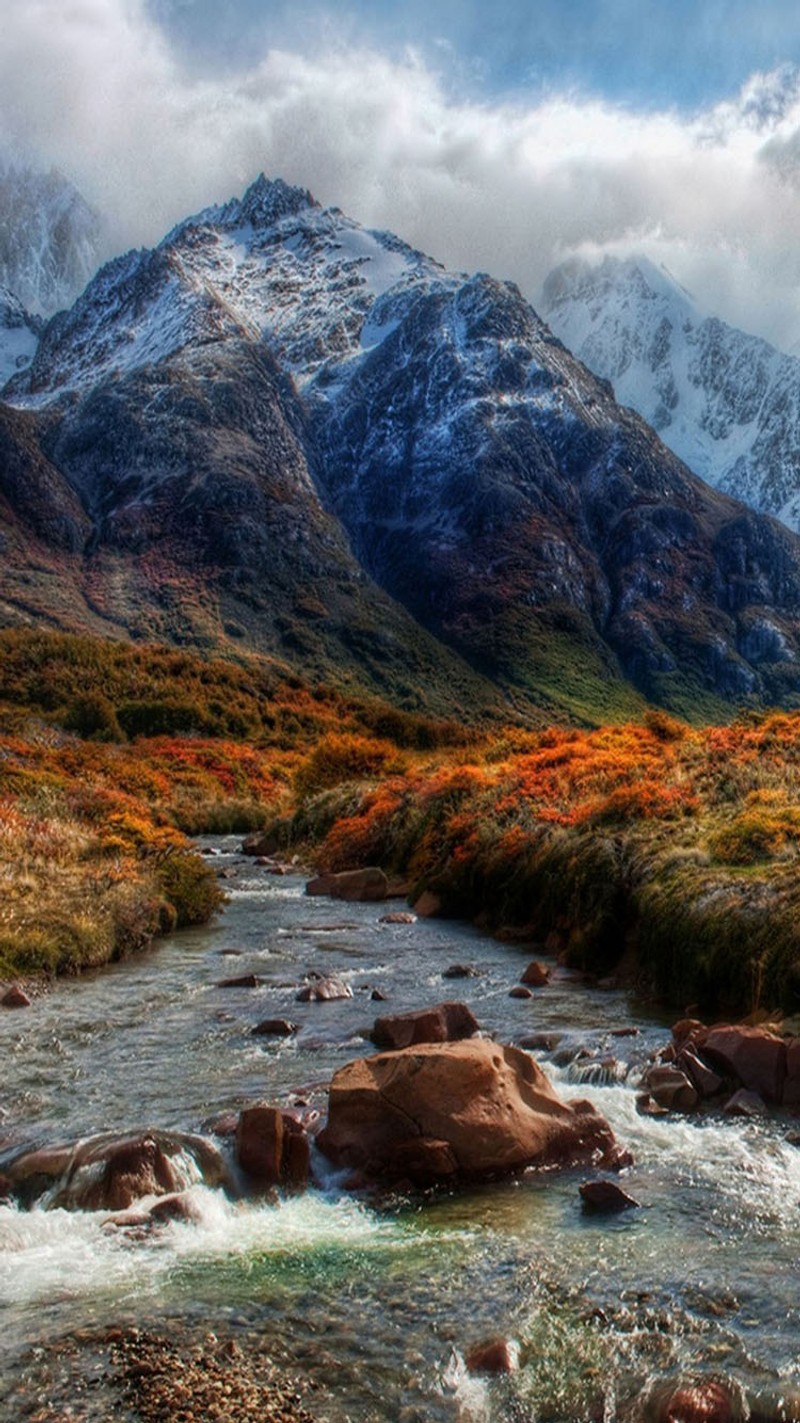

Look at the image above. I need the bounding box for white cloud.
[6,0,800,348]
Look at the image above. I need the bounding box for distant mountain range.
[4,175,800,721]
[541,254,800,531]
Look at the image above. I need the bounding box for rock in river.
[317,1038,628,1186]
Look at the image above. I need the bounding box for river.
[2,841,800,1420]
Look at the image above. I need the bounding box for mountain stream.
[2,842,800,1420]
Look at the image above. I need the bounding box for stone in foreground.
[317,1038,627,1186]
[579,1179,640,1212]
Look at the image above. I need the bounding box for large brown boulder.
[317,1038,627,1186]
[701,1025,786,1103]
[7,1130,229,1211]
[371,1001,479,1049]
[306,868,388,901]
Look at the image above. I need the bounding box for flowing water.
[2,842,800,1420]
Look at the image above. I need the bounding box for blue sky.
[151,0,800,111]
[6,0,800,347]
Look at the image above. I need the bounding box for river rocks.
[659,1379,736,1422]
[235,1104,310,1192]
[671,1018,706,1045]
[306,867,388,901]
[442,963,479,979]
[641,1065,699,1113]
[242,821,291,856]
[412,890,442,917]
[722,1088,766,1117]
[521,961,551,987]
[579,1179,640,1212]
[8,1130,229,1211]
[371,1001,479,1049]
[296,973,353,1002]
[677,1048,723,1099]
[701,1026,785,1103]
[317,1038,627,1186]
[217,973,262,988]
[509,986,533,1000]
[1,983,31,1008]
[252,1018,299,1037]
[379,911,417,924]
[465,1338,519,1375]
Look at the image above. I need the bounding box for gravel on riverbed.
[1,1325,320,1423]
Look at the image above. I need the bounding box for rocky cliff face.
[541,254,800,532]
[5,177,800,718]
[0,285,40,387]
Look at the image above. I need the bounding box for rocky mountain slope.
[5,177,800,720]
[541,254,800,531]
[0,164,102,318]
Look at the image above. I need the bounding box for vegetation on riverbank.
[288,710,800,1016]
[5,628,800,1013]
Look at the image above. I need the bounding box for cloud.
[6,0,800,348]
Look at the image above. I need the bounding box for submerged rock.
[252,1018,299,1037]
[296,973,353,1003]
[465,1338,520,1375]
[7,1130,229,1210]
[317,1038,628,1186]
[579,1179,640,1213]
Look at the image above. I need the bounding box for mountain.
[0,285,40,386]
[6,176,800,721]
[0,164,102,317]
[540,254,800,531]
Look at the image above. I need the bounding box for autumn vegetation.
[5,628,800,1015]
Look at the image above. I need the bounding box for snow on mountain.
[540,254,800,531]
[0,164,102,318]
[9,175,800,715]
[0,284,40,387]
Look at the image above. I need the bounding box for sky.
[5,0,800,347]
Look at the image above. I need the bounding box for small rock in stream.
[1,984,31,1008]
[579,1180,640,1213]
[217,973,262,989]
[252,1019,299,1037]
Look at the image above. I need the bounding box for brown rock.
[636,1093,670,1118]
[465,1338,519,1375]
[642,1065,699,1113]
[722,1088,766,1117]
[20,1132,230,1211]
[671,1018,706,1045]
[443,963,479,979]
[147,1191,204,1224]
[236,1104,310,1191]
[389,1137,459,1185]
[521,961,551,987]
[252,1018,298,1037]
[610,1026,640,1038]
[509,986,533,1000]
[379,911,417,924]
[661,1380,734,1423]
[579,1179,640,1212]
[518,1032,562,1051]
[413,890,442,917]
[371,1001,479,1050]
[702,1025,785,1103]
[216,973,261,989]
[296,974,353,1003]
[317,1038,626,1185]
[370,988,388,1001]
[306,867,389,902]
[677,1047,723,1098]
[1,984,31,1008]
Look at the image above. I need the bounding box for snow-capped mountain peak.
[541,252,800,530]
[0,163,102,317]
